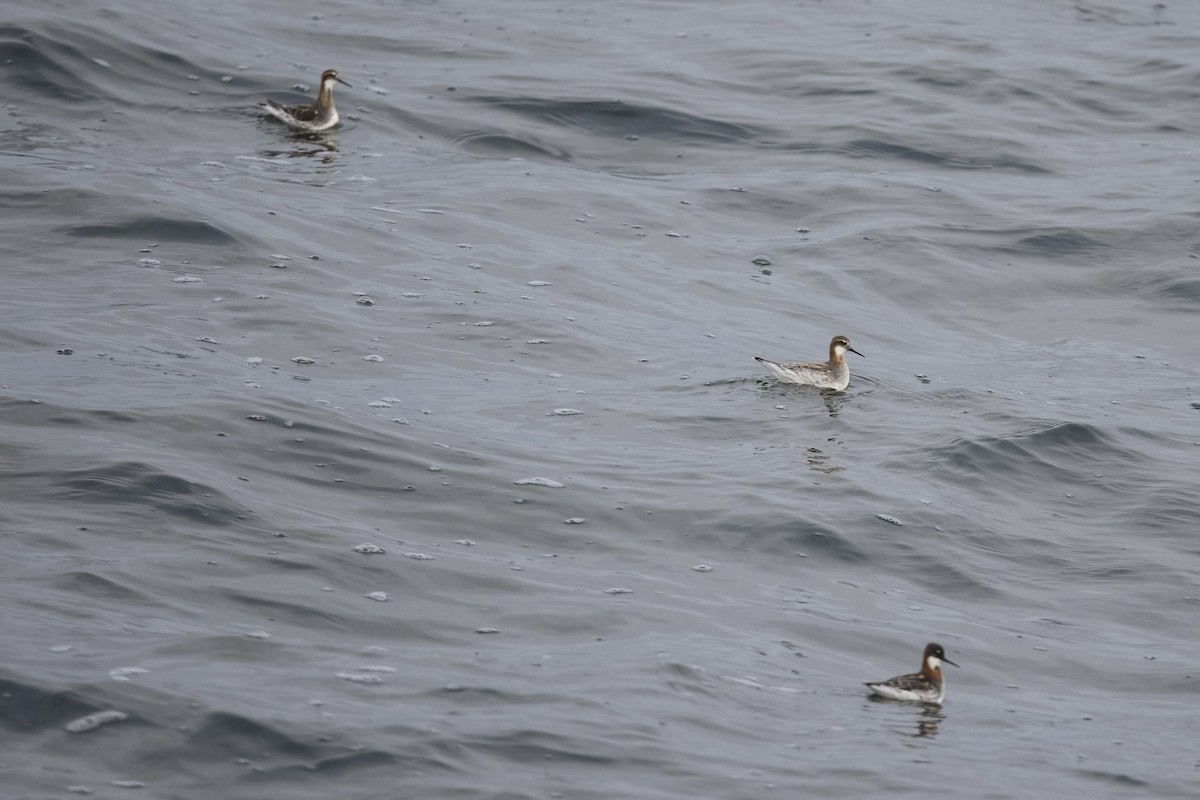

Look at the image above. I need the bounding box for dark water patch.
[948,514,1078,568]
[894,554,1005,599]
[455,729,627,766]
[136,720,444,799]
[838,137,1051,173]
[0,675,131,733]
[251,554,322,572]
[0,121,64,154]
[44,408,141,426]
[1074,768,1150,788]
[253,743,452,782]
[661,661,710,686]
[450,130,572,160]
[236,420,501,499]
[890,64,1003,92]
[437,685,527,704]
[1116,265,1200,309]
[1057,564,1140,580]
[1128,57,1195,77]
[181,711,319,760]
[1006,421,1123,450]
[785,85,877,99]
[932,223,1110,260]
[51,571,159,605]
[287,748,401,775]
[221,592,349,627]
[0,23,106,103]
[155,635,296,663]
[62,215,239,245]
[1067,89,1131,120]
[0,188,109,228]
[54,461,251,526]
[771,134,1051,173]
[0,434,37,471]
[699,512,870,564]
[919,422,1143,500]
[467,96,762,144]
[1008,228,1108,257]
[1072,3,1164,27]
[725,57,881,100]
[1123,484,1200,533]
[0,22,209,107]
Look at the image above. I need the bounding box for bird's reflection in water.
[259,126,340,162]
[757,381,849,418]
[822,392,843,418]
[866,696,945,738]
[913,705,944,738]
[805,444,844,474]
[267,141,339,161]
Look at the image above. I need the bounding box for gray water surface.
[2,1,1199,797]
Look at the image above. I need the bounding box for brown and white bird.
[864,642,959,705]
[262,69,351,132]
[755,335,863,391]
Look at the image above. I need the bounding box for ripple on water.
[53,461,250,526]
[692,510,871,564]
[1115,263,1200,309]
[474,95,765,146]
[62,216,240,245]
[446,130,572,161]
[836,135,1052,173]
[919,421,1142,499]
[0,675,114,732]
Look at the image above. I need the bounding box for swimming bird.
[754,335,863,391]
[262,69,351,132]
[864,642,959,705]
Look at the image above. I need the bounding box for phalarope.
[754,335,863,391]
[262,69,351,132]
[865,642,959,705]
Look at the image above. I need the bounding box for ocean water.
[2,0,1199,797]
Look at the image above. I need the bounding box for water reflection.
[866,696,946,738]
[805,445,843,474]
[822,392,844,417]
[755,381,851,420]
[260,139,340,161]
[257,121,341,160]
[912,705,944,738]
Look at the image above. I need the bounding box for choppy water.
[3,0,1199,797]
